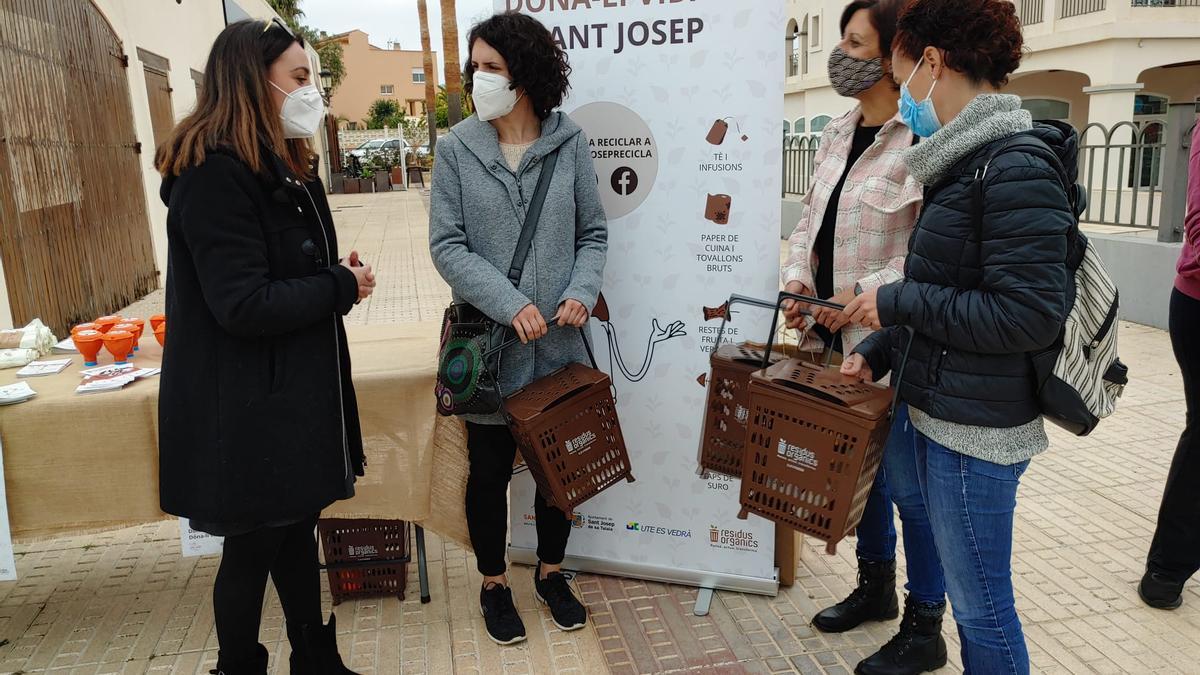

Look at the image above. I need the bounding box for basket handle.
[715,293,823,358]
[765,291,917,421]
[760,291,845,370]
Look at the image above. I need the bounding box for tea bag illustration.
[705,117,749,145]
[705,194,732,225]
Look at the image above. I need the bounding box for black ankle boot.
[213,644,268,675]
[291,613,359,675]
[813,558,899,633]
[855,596,948,675]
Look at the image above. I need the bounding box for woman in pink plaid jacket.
[779,3,950,674]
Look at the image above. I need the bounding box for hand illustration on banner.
[598,316,687,384]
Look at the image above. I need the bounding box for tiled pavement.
[2,189,1196,674]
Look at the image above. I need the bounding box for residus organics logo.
[565,430,597,455]
[777,437,819,472]
[709,525,759,551]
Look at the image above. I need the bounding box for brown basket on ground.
[317,519,409,605]
[737,357,894,553]
[504,361,634,514]
[698,342,789,478]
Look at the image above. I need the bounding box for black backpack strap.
[507,149,560,286]
[970,134,1079,242]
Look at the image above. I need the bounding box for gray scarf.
[904,93,1032,185]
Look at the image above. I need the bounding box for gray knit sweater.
[903,94,1048,465]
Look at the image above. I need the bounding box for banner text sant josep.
[505,0,704,55]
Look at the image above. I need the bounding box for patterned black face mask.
[827,46,885,97]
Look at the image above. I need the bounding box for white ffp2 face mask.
[471,71,522,122]
[271,81,325,139]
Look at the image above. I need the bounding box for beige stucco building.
[324,30,438,128]
[783,0,1200,140]
[0,0,328,330]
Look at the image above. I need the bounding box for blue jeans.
[914,431,1030,675]
[855,405,947,604]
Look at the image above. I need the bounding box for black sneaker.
[1139,570,1184,610]
[534,562,587,631]
[480,583,527,645]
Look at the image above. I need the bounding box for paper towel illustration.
[705,194,732,225]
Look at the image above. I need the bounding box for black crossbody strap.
[507,149,560,286]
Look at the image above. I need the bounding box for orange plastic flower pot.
[72,329,105,366]
[101,330,135,365]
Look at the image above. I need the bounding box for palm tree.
[417,0,439,153]
[266,0,303,29]
[440,0,464,127]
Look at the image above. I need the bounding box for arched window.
[1021,99,1070,122]
[810,115,832,134]
[799,16,810,75]
[793,118,806,135]
[783,120,791,137]
[785,19,799,77]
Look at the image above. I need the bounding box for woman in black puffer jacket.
[839,1,1073,673]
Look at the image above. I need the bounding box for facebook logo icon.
[611,167,639,196]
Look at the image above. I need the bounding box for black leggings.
[465,422,571,577]
[213,514,323,660]
[1148,288,1200,582]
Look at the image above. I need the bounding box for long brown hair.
[155,19,314,179]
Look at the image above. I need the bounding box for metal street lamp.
[319,69,333,101]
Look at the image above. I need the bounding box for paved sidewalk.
[0,189,1195,674]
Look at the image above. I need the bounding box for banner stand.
[509,546,780,601]
[502,0,788,596]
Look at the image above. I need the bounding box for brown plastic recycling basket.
[698,294,801,478]
[735,291,908,554]
[503,324,634,515]
[317,518,409,605]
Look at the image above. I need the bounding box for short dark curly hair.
[464,12,571,120]
[894,0,1024,88]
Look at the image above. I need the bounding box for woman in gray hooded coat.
[428,12,607,647]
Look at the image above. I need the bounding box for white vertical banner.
[0,438,18,581]
[179,518,224,557]
[500,0,786,592]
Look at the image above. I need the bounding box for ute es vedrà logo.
[627,522,691,538]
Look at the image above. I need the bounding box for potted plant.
[359,167,376,193]
[388,148,406,188]
[370,155,393,193]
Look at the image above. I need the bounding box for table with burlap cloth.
[0,322,472,548]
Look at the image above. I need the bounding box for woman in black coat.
[155,19,374,675]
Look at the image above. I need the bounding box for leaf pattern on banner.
[652,86,670,104]
[675,423,693,440]
[747,79,766,99]
[689,50,707,69]
[733,8,753,28]
[668,146,685,166]
[656,503,672,519]
[662,274,680,290]
[653,360,673,379]
[652,451,670,467]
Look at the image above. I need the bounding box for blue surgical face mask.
[899,61,941,138]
